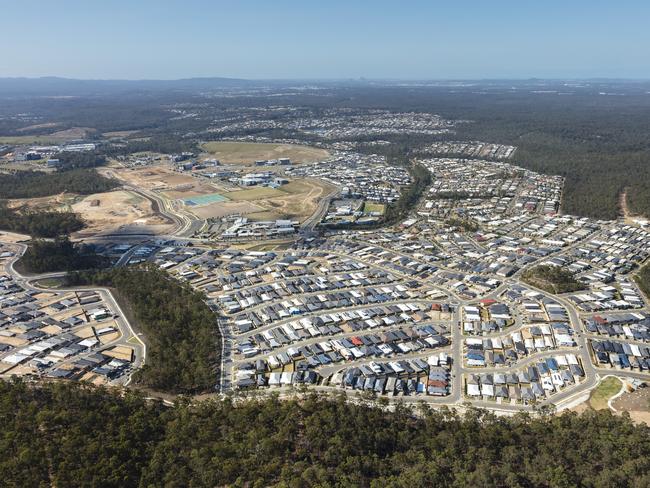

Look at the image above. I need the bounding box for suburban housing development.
[4,0,650,484]
[2,102,649,417]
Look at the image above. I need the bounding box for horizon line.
[2,76,650,83]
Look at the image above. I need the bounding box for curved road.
[4,243,146,384]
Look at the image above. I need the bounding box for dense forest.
[104,135,197,156]
[445,217,479,232]
[384,161,432,224]
[17,238,108,273]
[0,168,119,199]
[353,86,650,220]
[66,266,219,394]
[1,380,649,488]
[53,151,107,170]
[522,265,585,294]
[0,202,84,237]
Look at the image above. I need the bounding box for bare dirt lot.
[106,166,218,200]
[71,190,172,236]
[620,188,638,224]
[201,141,330,165]
[8,190,172,236]
[619,187,649,225]
[0,231,31,243]
[104,345,134,361]
[612,386,650,425]
[106,166,197,191]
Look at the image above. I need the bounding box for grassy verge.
[589,377,623,410]
[33,277,65,289]
[363,202,386,215]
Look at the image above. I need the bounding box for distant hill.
[3,77,649,97]
[0,76,260,96]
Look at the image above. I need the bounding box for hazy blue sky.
[2,0,649,79]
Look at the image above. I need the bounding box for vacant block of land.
[71,190,172,235]
[612,385,650,425]
[184,177,334,223]
[227,187,286,201]
[189,201,263,219]
[107,166,197,192]
[522,265,585,294]
[589,377,623,410]
[201,141,330,165]
[8,190,172,236]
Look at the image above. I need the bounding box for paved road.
[144,232,650,411]
[8,166,646,412]
[217,243,650,410]
[3,243,146,383]
[103,168,199,237]
[302,187,340,231]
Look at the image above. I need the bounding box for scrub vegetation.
[0,202,84,237]
[1,381,649,488]
[66,266,220,394]
[522,265,585,294]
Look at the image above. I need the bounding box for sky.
[1,0,649,80]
